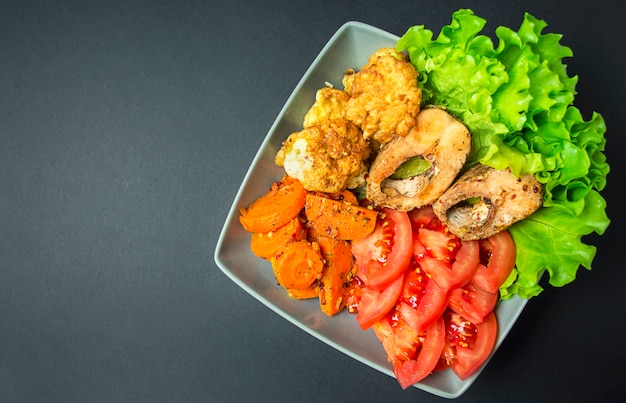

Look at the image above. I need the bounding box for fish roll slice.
[366,107,471,211]
[433,164,543,240]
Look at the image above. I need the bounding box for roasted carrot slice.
[323,189,359,206]
[270,240,324,290]
[304,193,378,240]
[286,286,319,300]
[250,216,307,259]
[339,189,359,206]
[306,223,325,242]
[239,176,307,233]
[316,236,355,316]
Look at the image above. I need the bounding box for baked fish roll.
[433,164,544,240]
[366,107,471,211]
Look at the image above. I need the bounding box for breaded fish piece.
[366,107,471,211]
[342,48,422,146]
[432,164,544,240]
[275,118,370,193]
[302,86,350,128]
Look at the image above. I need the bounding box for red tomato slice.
[396,261,447,334]
[408,205,438,229]
[372,313,419,369]
[351,207,412,289]
[418,238,480,294]
[409,206,435,260]
[356,273,403,330]
[410,206,458,263]
[412,235,427,259]
[409,206,480,293]
[433,342,455,372]
[373,314,445,390]
[391,317,446,389]
[447,281,497,324]
[447,310,498,381]
[418,227,459,262]
[473,230,517,293]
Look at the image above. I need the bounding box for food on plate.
[366,107,471,211]
[240,177,373,316]
[342,48,422,146]
[472,231,517,294]
[351,207,413,291]
[304,192,378,240]
[432,163,543,240]
[302,86,350,128]
[238,8,610,391]
[411,206,481,295]
[250,215,307,259]
[239,175,307,233]
[397,9,609,299]
[373,314,445,389]
[314,236,355,316]
[437,311,498,381]
[274,118,370,193]
[270,240,324,289]
[349,206,513,387]
[447,281,498,325]
[277,48,424,194]
[286,286,319,300]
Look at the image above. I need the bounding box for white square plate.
[214,21,528,399]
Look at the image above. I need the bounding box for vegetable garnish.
[397,9,610,299]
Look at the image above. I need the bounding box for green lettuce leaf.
[502,189,609,299]
[397,9,610,299]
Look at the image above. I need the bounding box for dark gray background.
[1,0,623,401]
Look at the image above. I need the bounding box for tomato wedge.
[373,315,445,390]
[446,310,498,381]
[417,238,480,294]
[351,204,503,386]
[394,317,446,389]
[408,204,438,229]
[395,260,447,334]
[473,230,517,293]
[351,207,412,289]
[409,206,480,293]
[447,281,497,324]
[355,273,403,330]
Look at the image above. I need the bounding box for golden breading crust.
[302,87,350,128]
[274,119,370,193]
[342,48,422,145]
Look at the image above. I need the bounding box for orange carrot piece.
[340,189,359,206]
[270,240,324,290]
[239,176,307,233]
[316,236,355,316]
[250,216,307,259]
[286,286,319,300]
[306,223,325,242]
[323,189,359,206]
[304,193,378,240]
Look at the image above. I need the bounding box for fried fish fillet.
[302,86,350,128]
[342,48,422,146]
[275,118,370,193]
